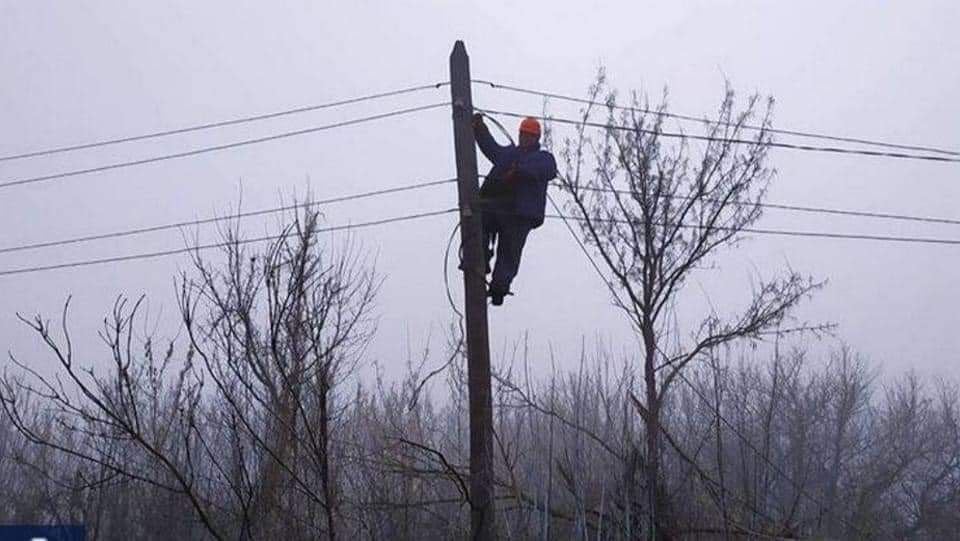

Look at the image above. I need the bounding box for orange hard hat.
[519,117,541,136]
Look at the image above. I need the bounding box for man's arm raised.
[473,113,507,164]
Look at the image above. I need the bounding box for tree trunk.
[643,323,661,540]
[319,377,337,541]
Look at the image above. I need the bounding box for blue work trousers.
[483,211,536,294]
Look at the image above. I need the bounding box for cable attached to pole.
[479,108,960,163]
[0,178,456,254]
[0,102,449,190]
[474,79,960,157]
[1,82,450,163]
[0,208,457,277]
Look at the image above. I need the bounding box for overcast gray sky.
[2,1,958,383]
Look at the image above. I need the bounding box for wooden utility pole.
[449,40,496,540]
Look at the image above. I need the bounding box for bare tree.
[551,72,823,538]
[178,206,377,539]
[0,204,377,540]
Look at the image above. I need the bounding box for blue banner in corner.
[0,526,86,541]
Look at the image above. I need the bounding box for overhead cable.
[543,213,960,245]
[0,178,456,254]
[474,79,960,157]
[563,184,960,226]
[0,208,457,277]
[0,102,448,190]
[0,82,448,162]
[478,108,960,163]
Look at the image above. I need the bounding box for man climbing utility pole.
[472,114,556,306]
[449,41,496,540]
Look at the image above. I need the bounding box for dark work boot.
[488,286,511,306]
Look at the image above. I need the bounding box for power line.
[543,213,960,245]
[5,182,958,269]
[0,102,448,190]
[0,83,448,163]
[0,178,456,255]
[0,208,457,277]
[475,79,960,157]
[478,108,960,164]
[562,184,960,226]
[708,224,960,245]
[546,193,622,300]
[13,187,960,264]
[5,188,960,279]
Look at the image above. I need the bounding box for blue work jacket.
[476,128,557,226]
